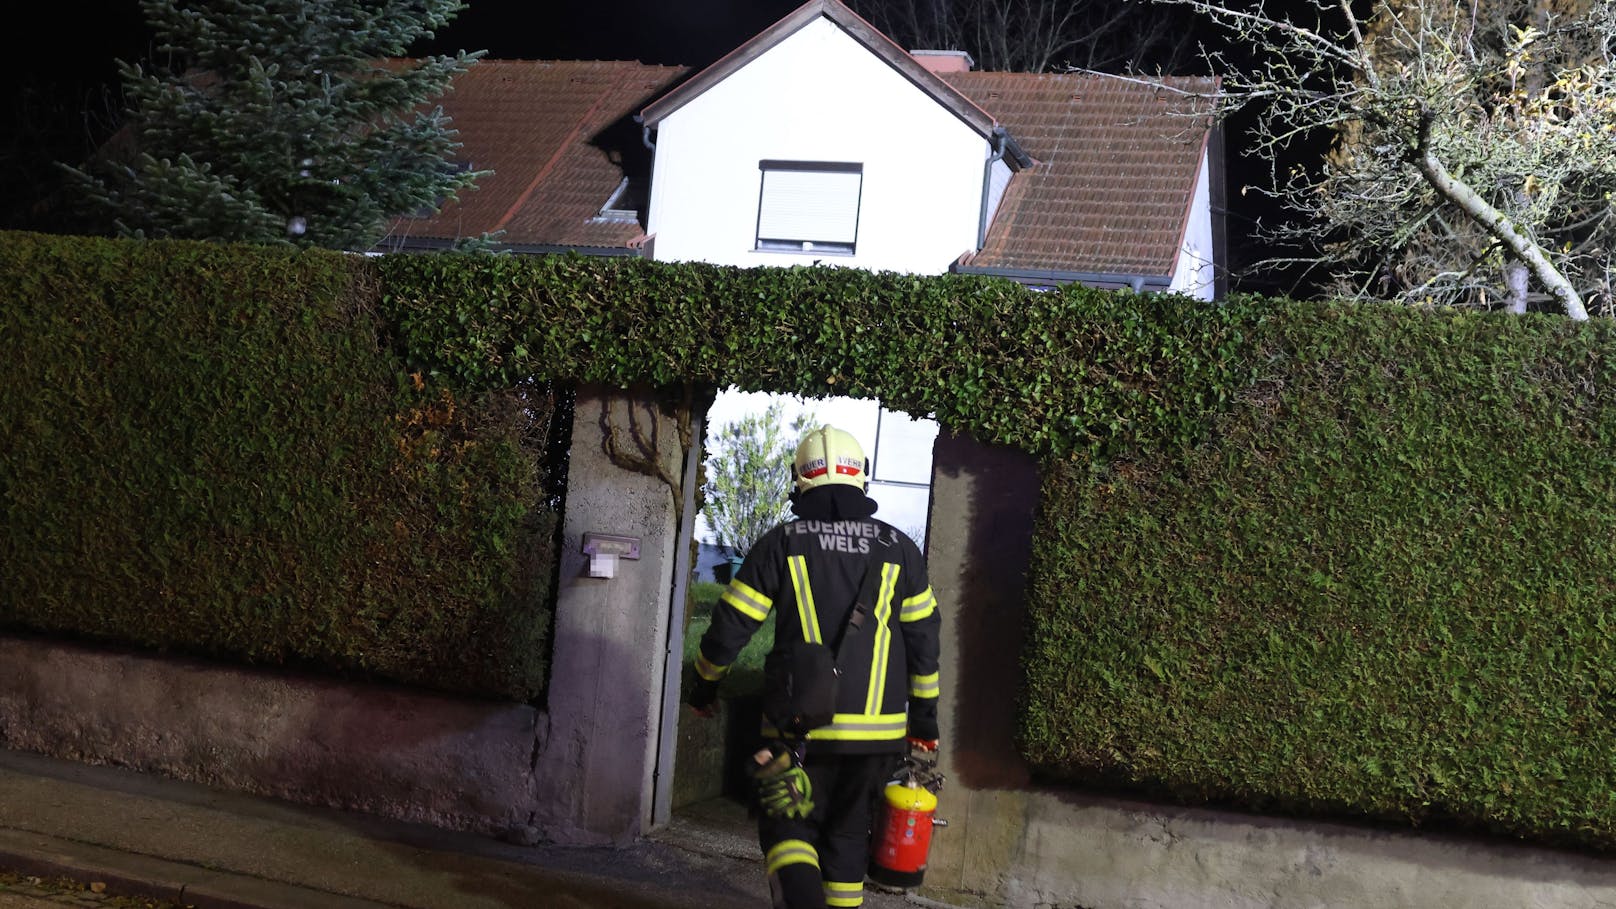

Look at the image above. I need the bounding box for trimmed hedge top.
[378,253,1255,462]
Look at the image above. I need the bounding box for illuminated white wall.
[1170,148,1216,301]
[647,15,979,554]
[646,16,988,274]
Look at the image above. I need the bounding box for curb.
[0,830,391,909]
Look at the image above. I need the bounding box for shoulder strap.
[829,530,894,659]
[780,522,895,658]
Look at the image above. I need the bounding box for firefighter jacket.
[696,516,941,754]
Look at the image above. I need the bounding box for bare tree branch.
[849,0,1206,72]
[1153,0,1616,317]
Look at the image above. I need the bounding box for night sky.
[423,0,806,65]
[15,1,805,103]
[1,1,804,233]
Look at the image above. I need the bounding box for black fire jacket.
[696,515,941,754]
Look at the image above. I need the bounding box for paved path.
[0,749,936,909]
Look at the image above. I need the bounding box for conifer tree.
[66,0,483,250]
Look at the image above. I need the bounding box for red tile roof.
[382,59,686,251]
[945,71,1217,278]
[386,60,1215,278]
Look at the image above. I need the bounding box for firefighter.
[688,424,941,909]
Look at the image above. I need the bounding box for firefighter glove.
[688,675,719,718]
[753,747,814,819]
[906,736,939,754]
[906,711,939,743]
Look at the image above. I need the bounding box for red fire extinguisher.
[868,753,946,889]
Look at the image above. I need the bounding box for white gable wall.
[646,17,988,274]
[1169,148,1215,301]
[983,156,1013,241]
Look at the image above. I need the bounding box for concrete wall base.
[0,634,541,837]
[929,786,1616,909]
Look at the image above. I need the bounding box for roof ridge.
[638,0,998,137]
[468,58,686,70]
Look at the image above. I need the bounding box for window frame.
[754,160,864,256]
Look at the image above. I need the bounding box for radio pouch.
[763,640,839,737]
[762,533,890,739]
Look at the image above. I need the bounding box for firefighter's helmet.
[792,425,869,494]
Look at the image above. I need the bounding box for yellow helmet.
[793,425,869,494]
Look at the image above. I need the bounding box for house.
[381,0,1225,298]
[377,0,1225,543]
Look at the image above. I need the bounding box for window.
[594,177,645,224]
[755,161,862,255]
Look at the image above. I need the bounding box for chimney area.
[909,50,975,74]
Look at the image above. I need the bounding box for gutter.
[950,262,1173,294]
[635,114,658,256]
[375,237,642,258]
[976,127,1033,251]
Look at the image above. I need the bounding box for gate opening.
[659,387,938,836]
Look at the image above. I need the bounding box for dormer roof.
[948,71,1217,279]
[380,59,685,254]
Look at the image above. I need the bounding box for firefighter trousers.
[757,751,897,909]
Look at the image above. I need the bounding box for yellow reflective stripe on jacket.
[824,879,864,907]
[900,586,936,622]
[695,652,727,682]
[764,712,908,741]
[766,838,820,874]
[812,712,908,740]
[787,554,824,644]
[909,671,939,698]
[721,579,771,622]
[863,562,899,714]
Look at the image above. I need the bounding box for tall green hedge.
[1019,300,1616,850]
[0,233,556,700]
[12,233,1616,851]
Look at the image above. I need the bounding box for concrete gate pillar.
[532,384,705,845]
[921,429,1043,900]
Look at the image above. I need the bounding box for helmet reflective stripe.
[793,425,869,494]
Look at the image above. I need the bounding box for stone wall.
[0,634,541,836]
